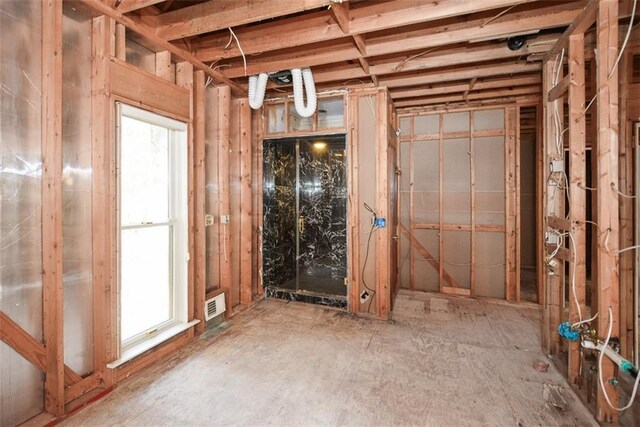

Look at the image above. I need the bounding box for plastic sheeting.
[413,140,439,224]
[475,137,505,226]
[126,38,156,75]
[1,1,46,425]
[413,229,440,291]
[62,3,94,376]
[443,138,471,224]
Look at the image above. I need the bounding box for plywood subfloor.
[64,291,596,426]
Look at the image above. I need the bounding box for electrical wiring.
[578,182,597,192]
[611,182,637,199]
[572,311,598,330]
[361,202,378,313]
[228,27,247,77]
[598,306,640,411]
[609,0,637,78]
[604,228,640,254]
[479,3,520,28]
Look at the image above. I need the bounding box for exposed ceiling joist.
[397,95,541,112]
[192,10,341,62]
[379,61,541,88]
[329,1,350,33]
[220,30,555,80]
[113,0,164,13]
[78,0,246,94]
[155,0,332,41]
[390,74,542,99]
[394,85,541,108]
[192,1,583,63]
[368,34,557,75]
[366,1,585,57]
[347,0,539,35]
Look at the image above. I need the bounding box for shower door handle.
[298,216,305,234]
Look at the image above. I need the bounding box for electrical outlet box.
[545,231,560,245]
[205,214,215,226]
[360,291,370,303]
[220,214,230,224]
[375,217,386,228]
[550,159,564,174]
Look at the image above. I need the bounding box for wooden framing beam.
[379,62,541,89]
[218,86,232,300]
[595,0,620,421]
[155,0,332,41]
[91,14,116,389]
[114,0,164,13]
[548,74,571,102]
[347,92,361,311]
[394,86,541,108]
[77,0,246,94]
[366,2,584,58]
[399,224,461,288]
[0,312,82,388]
[176,62,195,325]
[192,2,582,63]
[505,106,518,301]
[239,99,253,306]
[42,0,65,415]
[545,0,598,61]
[370,35,557,76]
[567,33,587,386]
[329,1,349,33]
[391,75,541,99]
[348,0,538,35]
[375,90,390,318]
[222,40,360,79]
[155,50,171,81]
[542,59,563,355]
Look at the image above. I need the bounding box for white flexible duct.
[248,73,269,110]
[291,68,317,117]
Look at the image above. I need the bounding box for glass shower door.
[297,138,347,296]
[263,136,347,298]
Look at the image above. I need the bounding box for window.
[116,104,189,356]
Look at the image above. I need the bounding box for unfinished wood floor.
[64,291,596,426]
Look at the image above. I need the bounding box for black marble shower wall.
[263,139,297,289]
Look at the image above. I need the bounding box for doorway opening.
[262,135,348,307]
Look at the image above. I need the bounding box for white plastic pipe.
[291,68,317,117]
[248,73,269,110]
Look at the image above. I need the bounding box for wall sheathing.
[398,106,518,301]
[0,1,45,424]
[62,3,94,377]
[0,2,254,421]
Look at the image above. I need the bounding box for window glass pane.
[120,226,171,341]
[266,103,285,133]
[317,97,344,129]
[288,103,313,132]
[120,116,169,225]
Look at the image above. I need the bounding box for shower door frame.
[262,133,350,301]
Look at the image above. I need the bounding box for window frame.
[116,103,189,353]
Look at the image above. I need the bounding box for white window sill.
[107,319,200,369]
